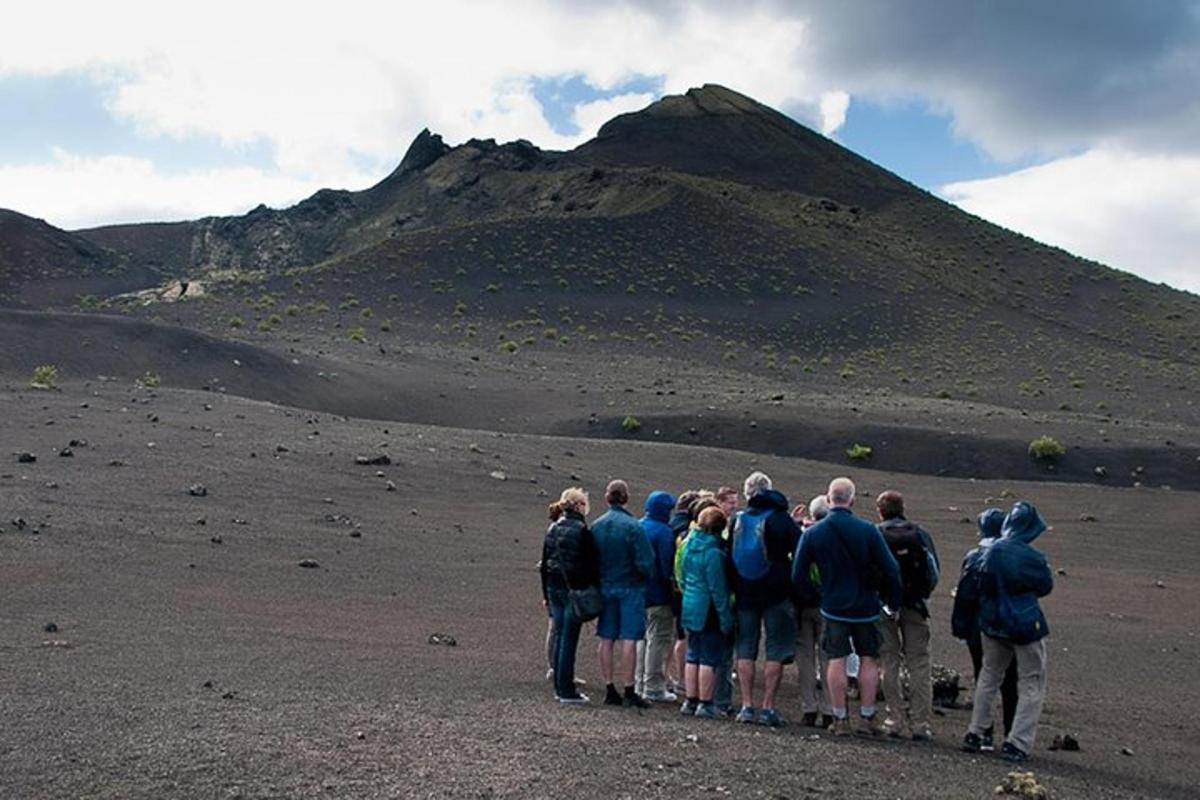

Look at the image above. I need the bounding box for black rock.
[59,448,74,458]
[69,439,88,448]
[1050,733,1080,751]
[298,559,320,569]
[11,517,27,531]
[16,452,36,463]
[428,633,457,647]
[354,454,391,466]
[188,484,208,497]
[43,622,58,633]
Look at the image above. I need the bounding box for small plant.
[348,326,367,343]
[229,316,244,328]
[31,364,58,390]
[846,443,873,461]
[499,340,519,354]
[139,371,161,388]
[621,415,641,433]
[1028,435,1066,460]
[379,319,392,332]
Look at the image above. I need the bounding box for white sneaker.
[558,692,590,705]
[643,690,678,703]
[545,668,555,681]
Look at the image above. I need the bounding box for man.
[874,490,940,741]
[793,477,902,737]
[591,479,656,708]
[793,495,833,728]
[711,486,740,715]
[962,502,1054,763]
[731,471,801,727]
[634,490,678,702]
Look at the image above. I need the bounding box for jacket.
[877,516,940,617]
[591,504,655,589]
[641,491,678,607]
[732,489,802,609]
[541,509,599,597]
[680,529,734,634]
[978,502,1054,643]
[793,506,902,623]
[950,508,1004,640]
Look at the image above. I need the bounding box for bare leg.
[737,658,757,709]
[685,663,700,699]
[598,639,615,685]
[826,657,848,714]
[762,661,784,710]
[698,666,716,702]
[859,656,881,711]
[671,639,686,687]
[619,640,638,688]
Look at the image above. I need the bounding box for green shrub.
[348,326,367,343]
[139,371,161,388]
[1028,435,1066,460]
[379,319,392,332]
[30,364,58,390]
[229,316,244,328]
[499,340,519,354]
[846,443,873,461]
[621,415,641,433]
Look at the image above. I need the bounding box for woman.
[542,501,564,681]
[540,487,599,704]
[679,506,734,718]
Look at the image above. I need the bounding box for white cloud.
[818,90,850,135]
[943,149,1200,294]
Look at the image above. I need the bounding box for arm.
[655,525,675,588]
[540,532,552,602]
[873,528,904,611]
[631,519,655,580]
[950,558,979,640]
[920,526,941,593]
[792,531,818,602]
[707,547,734,634]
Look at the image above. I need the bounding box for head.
[547,501,564,522]
[674,490,701,515]
[1001,501,1048,544]
[808,494,831,523]
[743,471,772,501]
[875,490,905,521]
[716,486,739,516]
[689,496,718,522]
[697,506,728,535]
[977,507,1005,540]
[604,479,629,507]
[559,487,589,517]
[827,477,856,509]
[643,490,676,523]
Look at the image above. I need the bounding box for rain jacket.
[641,491,678,607]
[977,502,1054,644]
[732,489,802,610]
[680,528,734,634]
[591,504,655,589]
[541,509,599,597]
[950,508,1004,640]
[793,506,902,623]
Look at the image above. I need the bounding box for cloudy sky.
[1,0,1198,293]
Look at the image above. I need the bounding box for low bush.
[31,364,58,390]
[846,443,873,461]
[1028,435,1066,460]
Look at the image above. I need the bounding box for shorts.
[686,628,725,667]
[821,618,882,659]
[736,600,796,663]
[596,586,647,641]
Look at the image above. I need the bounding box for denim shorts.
[736,600,796,663]
[686,629,725,667]
[596,586,647,641]
[822,619,882,659]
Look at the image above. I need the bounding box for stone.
[1121,746,1134,756]
[354,454,391,466]
[931,664,963,707]
[1049,733,1080,751]
[16,452,36,463]
[298,559,320,569]
[188,484,208,497]
[58,448,74,458]
[1079,514,1097,522]
[490,470,507,481]
[386,480,396,491]
[43,622,58,633]
[11,517,27,531]
[428,632,457,646]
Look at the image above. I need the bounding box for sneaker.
[1001,742,1029,764]
[558,692,590,705]
[829,716,852,737]
[680,699,699,716]
[759,708,785,728]
[735,706,757,724]
[604,686,623,706]
[694,702,719,719]
[801,711,819,728]
[643,690,678,703]
[624,693,651,709]
[857,712,886,737]
[961,731,984,753]
[981,727,995,752]
[821,714,835,729]
[911,724,933,742]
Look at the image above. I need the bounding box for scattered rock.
[931,664,963,707]
[1049,733,1080,752]
[1155,580,1165,588]
[428,633,457,646]
[386,480,396,491]
[355,731,366,740]
[298,559,320,569]
[1056,568,1067,576]
[16,452,36,463]
[202,680,213,689]
[996,771,1049,799]
[490,470,507,481]
[1121,746,1134,756]
[221,691,238,700]
[58,448,74,458]
[108,459,125,467]
[1093,466,1107,477]
[43,622,58,633]
[41,640,73,649]
[11,517,27,531]
[69,439,88,447]
[1079,514,1097,522]
[188,484,208,497]
[275,445,289,453]
[354,454,391,466]
[210,535,223,544]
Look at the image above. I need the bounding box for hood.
[643,490,676,523]
[977,508,1005,540]
[748,488,789,513]
[1001,501,1047,544]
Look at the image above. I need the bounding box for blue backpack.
[732,508,771,580]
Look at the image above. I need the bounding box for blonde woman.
[541,488,600,704]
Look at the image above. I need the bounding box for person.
[793,494,833,728]
[541,487,599,704]
[591,479,655,708]
[952,508,1018,751]
[731,471,801,727]
[634,490,679,702]
[793,477,902,737]
[543,501,564,682]
[962,502,1054,764]
[874,490,941,741]
[666,490,702,693]
[712,486,741,715]
[679,506,735,718]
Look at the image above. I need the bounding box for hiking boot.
[801,711,819,728]
[981,727,996,752]
[911,724,934,742]
[821,714,835,729]
[624,692,651,709]
[558,692,590,705]
[694,702,719,719]
[604,686,623,706]
[759,708,785,728]
[829,716,852,737]
[961,731,985,753]
[680,699,699,716]
[884,717,908,739]
[857,712,886,737]
[1001,742,1029,764]
[642,690,678,703]
[735,706,757,724]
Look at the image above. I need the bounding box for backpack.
[672,528,692,594]
[731,508,771,581]
[880,521,934,606]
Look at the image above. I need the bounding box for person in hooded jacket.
[952,508,1018,751]
[541,487,599,704]
[665,490,702,692]
[731,471,801,727]
[962,502,1054,764]
[679,506,735,718]
[634,490,679,702]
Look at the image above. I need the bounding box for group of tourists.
[538,472,1055,764]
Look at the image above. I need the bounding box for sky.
[1,1,1198,294]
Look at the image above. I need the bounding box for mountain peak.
[393,128,451,177]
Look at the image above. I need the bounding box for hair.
[808,494,831,521]
[689,496,719,522]
[827,477,856,507]
[743,471,772,500]
[697,506,728,534]
[559,487,589,516]
[876,490,905,520]
[716,485,738,502]
[674,490,701,514]
[547,501,564,521]
[605,479,629,506]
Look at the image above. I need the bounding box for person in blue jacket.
[634,490,679,702]
[793,477,902,737]
[591,479,656,708]
[952,507,1018,751]
[962,501,1054,764]
[679,506,735,719]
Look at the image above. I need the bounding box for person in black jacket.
[541,487,600,704]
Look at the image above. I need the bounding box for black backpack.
[880,521,934,607]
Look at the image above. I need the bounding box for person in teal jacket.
[679,506,735,719]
